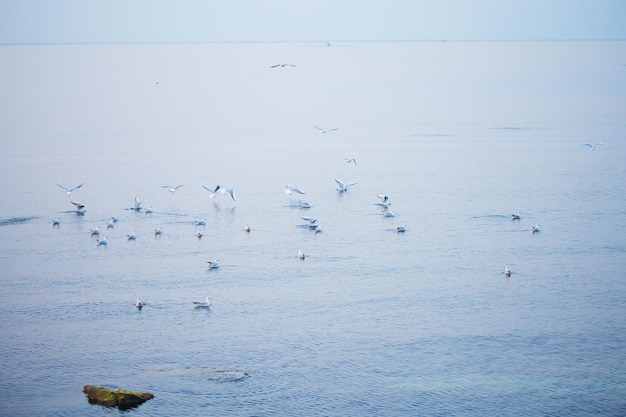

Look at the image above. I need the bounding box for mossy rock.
[83,385,154,409]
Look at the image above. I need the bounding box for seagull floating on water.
[511,212,521,220]
[107,219,115,229]
[396,226,406,233]
[193,296,211,308]
[135,298,143,310]
[154,227,163,236]
[285,184,306,195]
[313,125,337,133]
[52,218,61,226]
[581,143,602,150]
[162,185,184,193]
[335,178,357,192]
[196,231,203,238]
[90,227,100,235]
[196,219,206,226]
[532,224,541,234]
[56,182,84,196]
[71,200,85,210]
[97,237,107,246]
[504,265,511,277]
[127,232,137,240]
[298,249,305,260]
[244,224,251,233]
[207,260,219,269]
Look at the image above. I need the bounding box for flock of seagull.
[54,140,599,307]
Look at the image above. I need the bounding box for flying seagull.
[56,182,84,196]
[131,197,143,211]
[270,63,296,68]
[285,184,306,195]
[581,143,602,150]
[335,178,357,192]
[313,125,337,133]
[344,158,358,165]
[162,185,184,193]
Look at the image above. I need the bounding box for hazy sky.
[1,0,625,43]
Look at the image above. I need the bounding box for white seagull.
[97,237,107,246]
[313,125,337,133]
[207,260,219,269]
[90,227,100,235]
[212,186,236,201]
[107,219,115,229]
[132,197,143,211]
[396,226,406,233]
[270,63,296,68]
[532,224,541,234]
[298,249,305,260]
[244,224,251,233]
[52,218,61,226]
[71,200,86,210]
[154,226,163,236]
[511,212,521,220]
[162,185,184,193]
[135,298,143,310]
[127,232,137,240]
[56,182,84,196]
[376,195,390,207]
[202,185,221,198]
[193,296,211,308]
[344,158,358,165]
[335,178,357,192]
[196,219,206,226]
[285,184,306,195]
[504,265,511,277]
[581,143,602,150]
[196,231,203,238]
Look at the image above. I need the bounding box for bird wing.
[56,183,70,192]
[71,183,84,191]
[335,178,345,188]
[71,200,85,208]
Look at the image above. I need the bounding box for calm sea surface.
[0,41,625,416]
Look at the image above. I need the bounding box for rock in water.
[83,385,154,409]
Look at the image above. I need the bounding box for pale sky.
[1,0,625,44]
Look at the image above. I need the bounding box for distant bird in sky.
[313,125,337,133]
[581,143,602,150]
[344,158,358,165]
[56,182,84,196]
[270,63,296,68]
[193,296,211,308]
[335,178,357,192]
[285,184,306,195]
[162,185,184,193]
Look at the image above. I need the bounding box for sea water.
[0,41,625,416]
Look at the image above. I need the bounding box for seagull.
[196,231,203,238]
[270,63,296,68]
[52,218,61,226]
[71,200,85,210]
[313,125,337,133]
[344,158,358,165]
[193,296,211,308]
[581,143,602,150]
[127,232,136,240]
[298,249,305,260]
[335,178,357,192]
[131,197,143,211]
[110,216,118,223]
[196,219,206,226]
[298,201,311,209]
[532,224,541,234]
[207,260,219,269]
[90,227,100,235]
[144,206,153,214]
[212,186,236,201]
[135,298,143,310]
[504,265,511,277]
[56,182,84,196]
[301,216,318,227]
[107,219,115,229]
[396,226,406,233]
[376,195,391,207]
[285,184,306,195]
[383,210,395,217]
[511,212,521,220]
[244,224,251,233]
[97,237,108,246]
[154,227,163,236]
[202,185,221,198]
[162,185,184,193]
